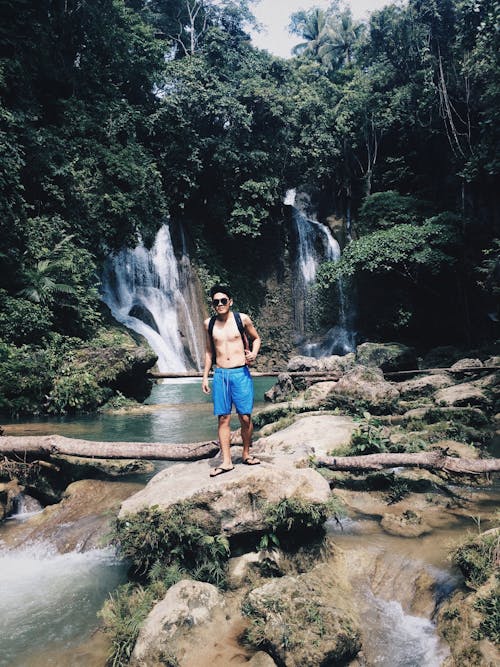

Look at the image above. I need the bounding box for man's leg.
[238,413,259,464]
[218,414,232,468]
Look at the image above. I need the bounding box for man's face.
[212,292,232,313]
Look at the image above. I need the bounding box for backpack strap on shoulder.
[233,311,250,351]
[208,315,217,365]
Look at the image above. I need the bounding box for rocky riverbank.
[1,342,498,665]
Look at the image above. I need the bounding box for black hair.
[209,284,232,299]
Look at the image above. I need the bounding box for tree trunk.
[316,451,500,475]
[0,435,219,461]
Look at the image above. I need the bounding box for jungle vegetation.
[0,0,498,413]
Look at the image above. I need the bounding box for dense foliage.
[0,0,498,413]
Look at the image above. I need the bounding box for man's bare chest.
[212,318,241,344]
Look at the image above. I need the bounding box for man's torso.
[210,312,246,368]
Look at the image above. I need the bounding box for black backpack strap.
[208,315,217,365]
[233,311,250,351]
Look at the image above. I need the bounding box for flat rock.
[255,413,357,461]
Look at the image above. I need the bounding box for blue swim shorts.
[212,366,254,416]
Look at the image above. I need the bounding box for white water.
[0,541,126,666]
[286,189,355,355]
[361,595,449,666]
[101,223,204,372]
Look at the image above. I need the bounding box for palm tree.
[319,8,365,68]
[290,8,329,59]
[18,236,78,305]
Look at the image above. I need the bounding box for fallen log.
[0,435,219,461]
[316,450,500,475]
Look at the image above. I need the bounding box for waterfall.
[286,189,355,356]
[101,224,205,373]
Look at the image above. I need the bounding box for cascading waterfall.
[286,189,355,356]
[101,223,204,373]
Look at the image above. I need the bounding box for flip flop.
[210,465,234,477]
[242,456,261,465]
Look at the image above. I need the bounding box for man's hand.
[202,378,211,394]
[245,349,257,365]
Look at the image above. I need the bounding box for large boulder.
[118,458,331,537]
[130,580,224,666]
[244,556,361,666]
[287,353,355,374]
[325,365,400,414]
[355,342,417,373]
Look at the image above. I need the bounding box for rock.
[130,580,224,666]
[118,458,331,537]
[247,652,278,667]
[450,358,484,371]
[286,353,355,374]
[381,511,432,538]
[50,454,155,480]
[228,550,283,588]
[0,478,23,520]
[325,365,400,414]
[485,355,500,367]
[355,342,417,372]
[244,557,361,666]
[434,382,491,409]
[397,373,454,399]
[256,414,357,461]
[2,479,142,552]
[264,372,295,402]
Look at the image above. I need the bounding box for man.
[202,284,261,477]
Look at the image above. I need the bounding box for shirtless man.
[202,284,261,477]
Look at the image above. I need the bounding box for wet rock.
[397,373,454,399]
[130,580,224,666]
[325,365,400,414]
[0,478,23,520]
[434,382,491,409]
[244,556,361,666]
[119,458,331,537]
[381,510,432,538]
[2,479,142,552]
[355,342,417,372]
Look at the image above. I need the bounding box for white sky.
[250,0,394,58]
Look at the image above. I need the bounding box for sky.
[249,0,393,58]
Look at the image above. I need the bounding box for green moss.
[472,586,500,644]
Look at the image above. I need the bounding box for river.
[0,378,497,666]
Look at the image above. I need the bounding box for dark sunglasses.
[212,298,229,306]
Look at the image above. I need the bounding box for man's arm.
[202,320,213,393]
[242,314,261,364]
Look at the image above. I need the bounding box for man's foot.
[242,456,260,465]
[210,465,235,477]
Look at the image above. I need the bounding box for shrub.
[452,531,499,589]
[114,503,230,587]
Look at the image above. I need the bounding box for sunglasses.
[212,298,229,306]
